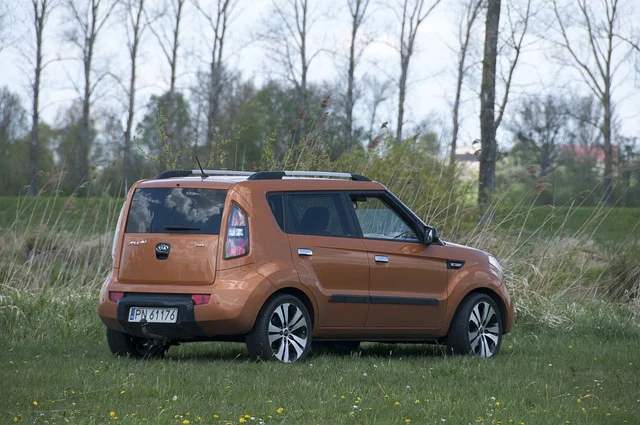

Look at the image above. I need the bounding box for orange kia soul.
[99,170,512,362]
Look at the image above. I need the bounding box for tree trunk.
[346,20,356,147]
[28,0,47,196]
[478,0,501,207]
[396,60,408,144]
[602,90,613,206]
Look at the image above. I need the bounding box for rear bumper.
[98,267,277,341]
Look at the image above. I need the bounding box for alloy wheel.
[468,301,500,357]
[268,303,309,362]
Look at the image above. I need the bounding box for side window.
[351,195,419,242]
[267,194,285,231]
[286,193,352,237]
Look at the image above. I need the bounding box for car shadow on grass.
[163,342,450,362]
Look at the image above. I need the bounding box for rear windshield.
[125,188,227,234]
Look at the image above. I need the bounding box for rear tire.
[446,293,503,357]
[246,294,312,363]
[106,328,168,359]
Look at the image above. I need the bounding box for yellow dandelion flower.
[581,408,586,413]
[495,401,502,407]
[519,422,525,425]
[414,399,420,404]
[384,395,389,399]
[267,416,273,420]
[606,413,611,416]
[120,390,126,395]
[175,415,180,419]
[183,420,190,425]
[197,416,202,422]
[213,414,219,419]
[340,395,345,399]
[12,416,21,423]
[276,407,284,414]
[244,415,251,419]
[577,399,581,403]
[497,422,502,425]
[32,401,38,407]
[268,400,273,403]
[109,412,116,418]
[186,413,191,417]
[226,385,232,390]
[394,401,401,406]
[239,418,246,424]
[404,419,411,423]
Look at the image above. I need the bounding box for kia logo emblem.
[156,243,170,253]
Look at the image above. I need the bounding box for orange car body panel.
[98,175,512,341]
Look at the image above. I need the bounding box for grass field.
[1,196,639,424]
[1,292,639,425]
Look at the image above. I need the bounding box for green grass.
[1,292,639,425]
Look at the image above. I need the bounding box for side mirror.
[424,226,438,245]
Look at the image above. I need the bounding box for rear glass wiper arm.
[164,225,201,231]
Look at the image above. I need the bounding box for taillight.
[111,203,126,261]
[225,204,249,259]
[192,294,211,305]
[109,291,124,302]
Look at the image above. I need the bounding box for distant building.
[560,145,620,166]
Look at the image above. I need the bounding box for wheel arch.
[260,287,316,328]
[447,287,508,336]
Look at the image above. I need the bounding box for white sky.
[1,0,639,156]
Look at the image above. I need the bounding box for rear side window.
[286,193,352,237]
[267,194,285,231]
[125,188,227,234]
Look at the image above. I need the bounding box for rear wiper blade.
[164,225,201,231]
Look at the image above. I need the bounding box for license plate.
[128,307,178,323]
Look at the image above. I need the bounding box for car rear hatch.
[117,186,227,286]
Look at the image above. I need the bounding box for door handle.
[298,248,313,256]
[374,255,389,263]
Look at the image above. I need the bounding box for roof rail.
[154,169,255,179]
[248,170,371,181]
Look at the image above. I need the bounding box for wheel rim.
[268,303,308,362]
[468,301,500,357]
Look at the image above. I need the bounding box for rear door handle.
[298,248,313,256]
[374,255,389,263]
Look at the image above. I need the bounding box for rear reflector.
[192,294,211,305]
[109,291,124,302]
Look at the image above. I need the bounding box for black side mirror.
[424,226,438,245]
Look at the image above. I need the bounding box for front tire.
[446,293,503,357]
[246,294,312,363]
[106,328,168,359]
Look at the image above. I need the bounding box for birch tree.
[449,0,482,168]
[194,0,237,158]
[149,0,186,96]
[552,0,638,206]
[64,0,118,189]
[393,0,442,144]
[27,0,54,196]
[344,0,371,147]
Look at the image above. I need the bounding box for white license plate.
[128,307,178,323]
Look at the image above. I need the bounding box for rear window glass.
[125,188,227,234]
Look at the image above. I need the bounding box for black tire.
[106,327,168,359]
[313,341,360,355]
[246,294,312,363]
[446,293,503,357]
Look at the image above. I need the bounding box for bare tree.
[478,0,532,206]
[449,0,482,168]
[149,0,185,96]
[263,0,324,135]
[509,94,570,177]
[64,0,119,189]
[344,0,371,147]
[552,0,638,206]
[27,0,54,196]
[194,0,237,157]
[121,0,149,195]
[0,0,15,54]
[394,0,442,144]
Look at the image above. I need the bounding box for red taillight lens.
[225,204,249,259]
[109,291,124,302]
[192,294,211,305]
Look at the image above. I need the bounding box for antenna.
[195,156,207,178]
